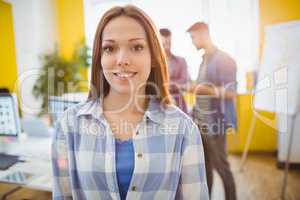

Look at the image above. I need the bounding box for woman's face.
[101,16,152,96]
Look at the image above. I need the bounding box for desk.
[0,134,52,199]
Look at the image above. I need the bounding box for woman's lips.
[113,72,137,80]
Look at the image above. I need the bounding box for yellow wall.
[56,0,85,59]
[227,95,277,152]
[227,0,300,153]
[259,0,300,58]
[0,1,18,92]
[55,0,88,82]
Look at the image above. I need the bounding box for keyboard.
[0,153,19,170]
[1,171,33,184]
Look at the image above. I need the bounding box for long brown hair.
[88,5,172,105]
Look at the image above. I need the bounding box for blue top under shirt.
[115,139,134,200]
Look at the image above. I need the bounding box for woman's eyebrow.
[129,38,146,42]
[102,38,146,43]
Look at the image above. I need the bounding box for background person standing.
[159,28,189,114]
[185,22,237,200]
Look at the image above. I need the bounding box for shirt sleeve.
[52,120,73,200]
[216,54,237,92]
[175,120,209,200]
[176,58,190,85]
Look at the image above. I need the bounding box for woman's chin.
[111,86,134,96]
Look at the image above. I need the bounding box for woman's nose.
[117,49,130,67]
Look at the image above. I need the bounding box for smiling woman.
[52,5,209,200]
[100,16,152,96]
[88,5,171,103]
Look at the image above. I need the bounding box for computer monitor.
[0,93,21,137]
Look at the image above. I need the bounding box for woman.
[52,5,208,200]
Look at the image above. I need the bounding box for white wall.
[134,0,204,81]
[7,0,58,116]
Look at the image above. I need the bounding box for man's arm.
[181,83,236,99]
[215,53,237,100]
[182,55,237,100]
[176,58,190,84]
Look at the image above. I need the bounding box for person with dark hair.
[52,6,208,200]
[159,28,189,114]
[184,22,237,200]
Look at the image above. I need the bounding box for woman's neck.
[103,90,148,116]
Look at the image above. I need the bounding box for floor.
[212,154,300,200]
[0,154,299,200]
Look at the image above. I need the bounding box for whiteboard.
[254,20,300,115]
[277,113,300,163]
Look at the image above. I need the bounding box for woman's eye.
[102,46,114,54]
[132,44,144,52]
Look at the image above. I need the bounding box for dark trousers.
[201,132,237,200]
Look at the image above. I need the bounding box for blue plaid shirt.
[52,97,209,200]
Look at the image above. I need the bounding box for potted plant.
[33,41,91,116]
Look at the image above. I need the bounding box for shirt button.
[137,153,143,158]
[131,186,137,191]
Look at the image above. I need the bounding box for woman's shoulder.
[61,100,90,118]
[149,98,191,122]
[164,104,189,119]
[56,100,95,129]
[163,104,197,132]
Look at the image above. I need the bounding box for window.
[84,0,259,93]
